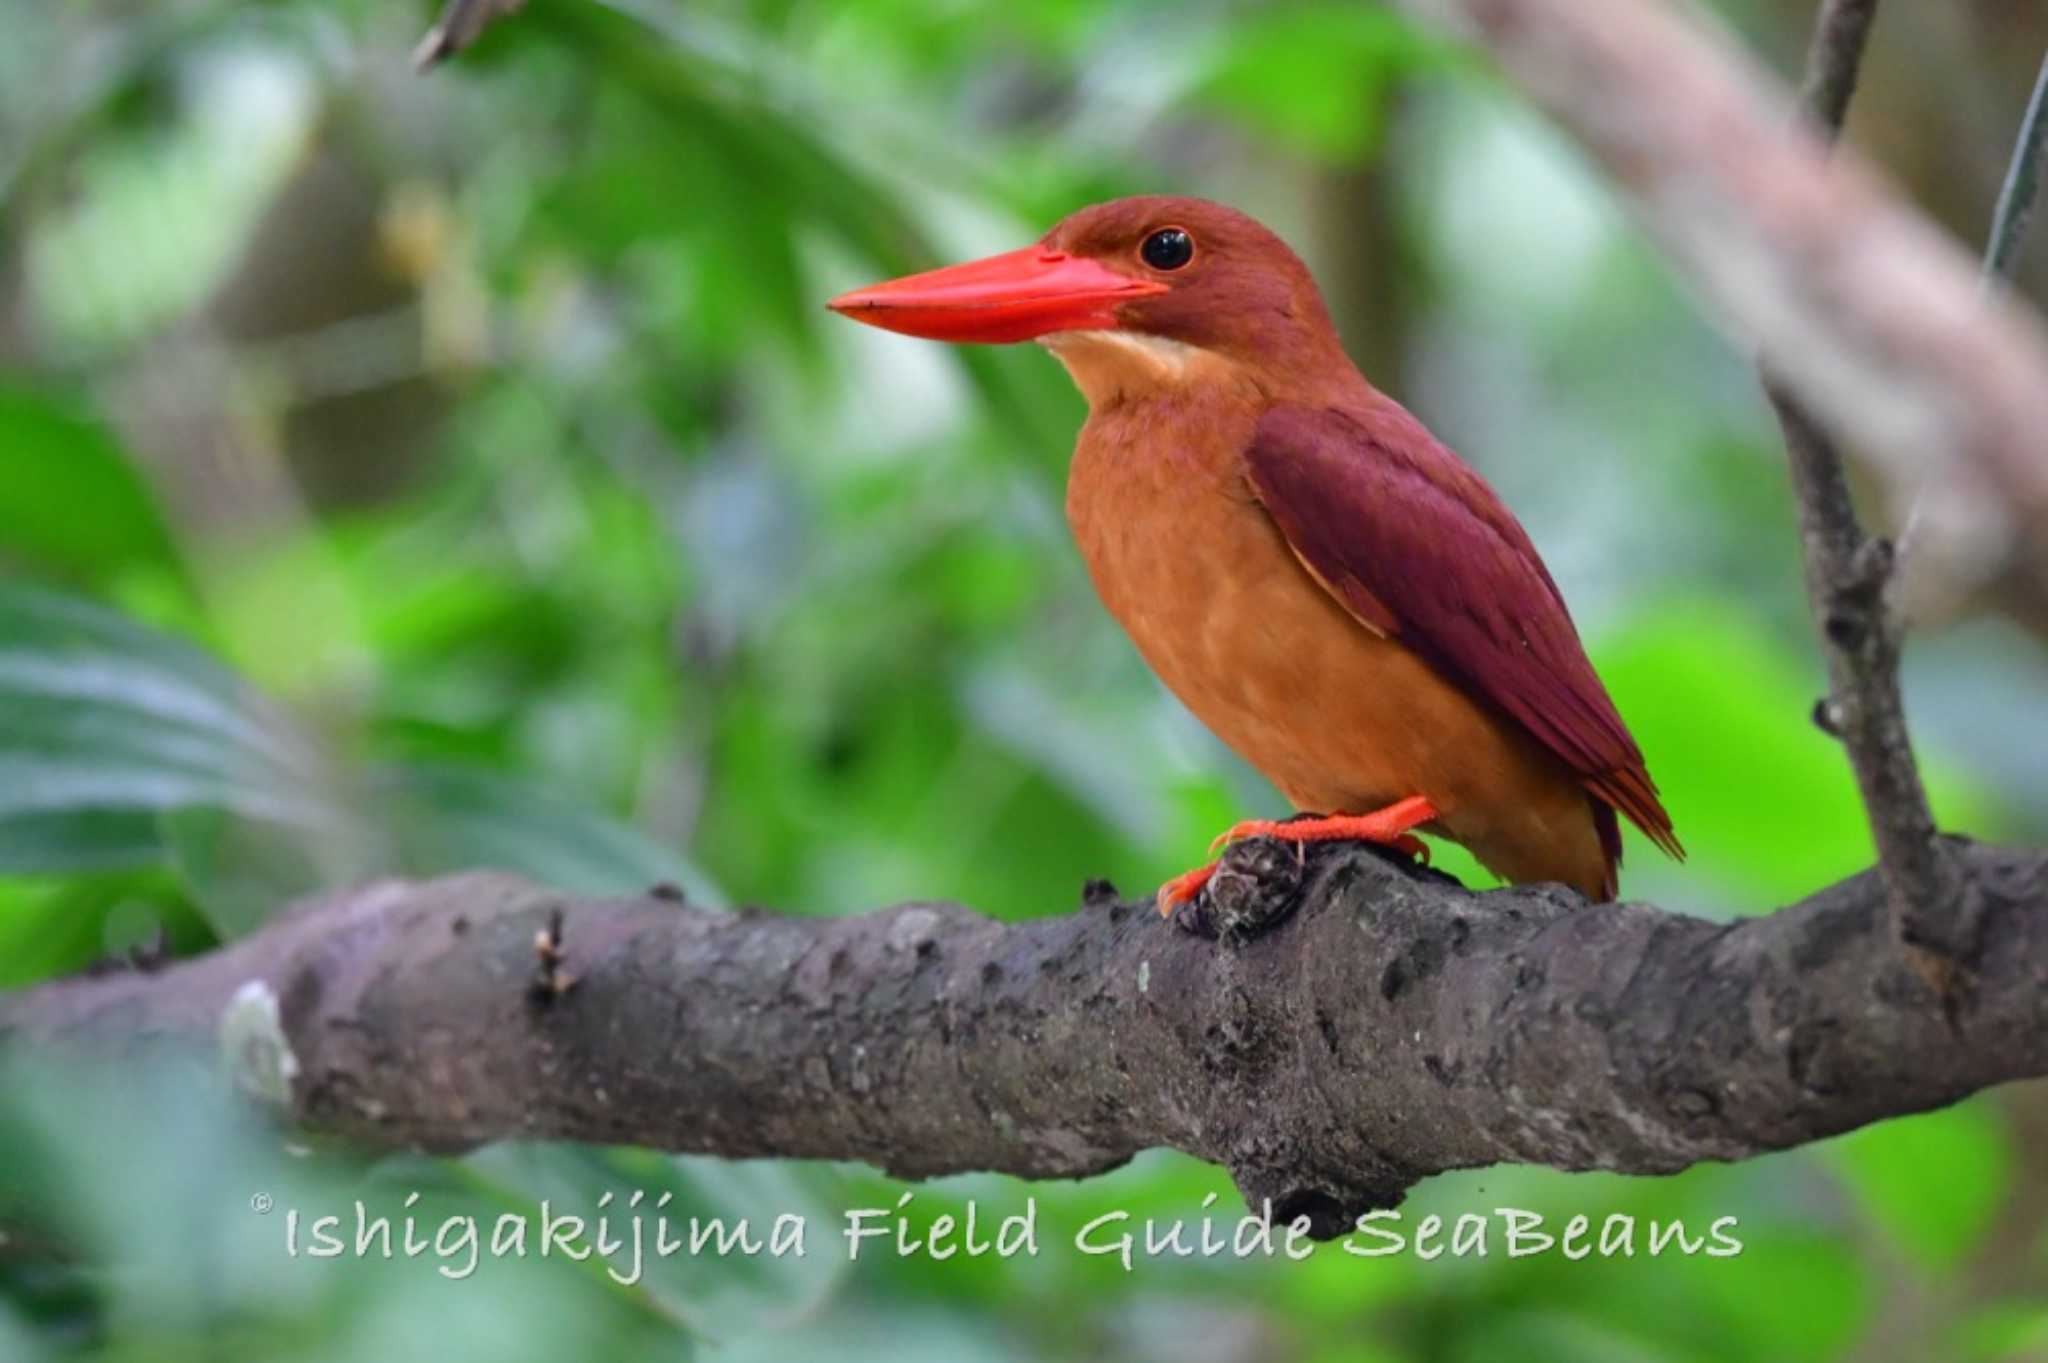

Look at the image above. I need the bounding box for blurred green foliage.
[0,0,2043,1359]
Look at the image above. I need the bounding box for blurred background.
[0,0,2044,1358]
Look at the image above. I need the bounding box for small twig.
[1984,51,2048,288]
[1794,0,1881,132]
[1759,0,1977,973]
[1079,878,1120,908]
[412,0,527,70]
[1893,47,2048,610]
[530,905,575,1001]
[81,926,173,978]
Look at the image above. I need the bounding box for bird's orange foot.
[1155,796,1439,922]
[1207,795,1438,860]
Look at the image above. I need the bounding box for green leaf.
[1693,1229,1868,1362]
[0,386,179,579]
[161,804,341,941]
[0,869,205,987]
[1830,1102,2012,1274]
[456,1144,843,1324]
[1592,605,1996,907]
[1953,1302,2048,1362]
[0,582,335,877]
[0,809,164,874]
[1194,5,1453,162]
[1449,1310,1689,1363]
[375,763,725,905]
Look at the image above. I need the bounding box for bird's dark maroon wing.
[1244,401,1682,862]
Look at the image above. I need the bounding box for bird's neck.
[1039,330,1257,410]
[1038,329,1363,411]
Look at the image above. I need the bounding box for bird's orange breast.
[1057,357,1609,897]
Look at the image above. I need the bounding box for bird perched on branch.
[830,196,1681,912]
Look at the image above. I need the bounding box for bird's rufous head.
[828,196,1347,388]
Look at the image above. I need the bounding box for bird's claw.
[1155,862,1217,918]
[1207,800,1436,859]
[1159,799,1440,940]
[1206,826,1430,864]
[1167,838,1312,942]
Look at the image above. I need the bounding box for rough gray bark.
[1764,388,1969,962]
[4,840,2042,1236]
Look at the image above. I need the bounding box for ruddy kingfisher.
[829,196,1681,911]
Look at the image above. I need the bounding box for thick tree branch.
[1395,0,2048,603]
[3,843,2042,1235]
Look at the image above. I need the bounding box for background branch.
[1395,0,2048,607]
[1985,51,2048,288]
[4,842,2043,1235]
[412,0,525,69]
[1394,0,2048,968]
[1760,0,1969,967]
[1795,0,1879,131]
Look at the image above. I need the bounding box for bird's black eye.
[1140,227,1194,271]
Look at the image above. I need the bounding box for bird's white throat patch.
[1039,329,1219,406]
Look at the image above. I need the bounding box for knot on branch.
[1231,1159,1417,1242]
[1192,851,1478,1240]
[1820,535,1896,655]
[1896,835,1991,985]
